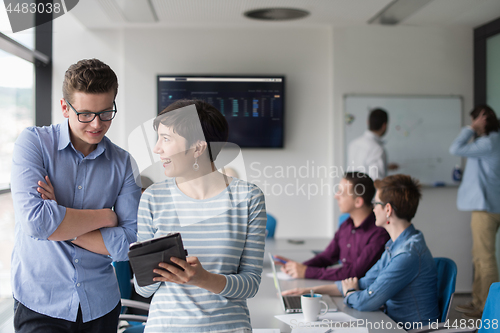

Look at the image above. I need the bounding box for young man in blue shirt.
[10,59,142,332]
[450,105,500,319]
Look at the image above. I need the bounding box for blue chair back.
[124,326,146,333]
[113,261,146,333]
[434,257,457,323]
[478,282,500,332]
[338,213,350,227]
[266,213,277,238]
[113,261,132,302]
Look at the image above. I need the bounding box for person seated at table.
[274,172,389,280]
[134,99,267,332]
[283,175,440,327]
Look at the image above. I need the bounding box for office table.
[247,238,406,332]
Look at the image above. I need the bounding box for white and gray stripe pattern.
[134,178,266,333]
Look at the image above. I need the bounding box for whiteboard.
[344,95,462,186]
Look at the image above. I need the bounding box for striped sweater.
[134,178,267,333]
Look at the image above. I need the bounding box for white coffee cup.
[301,294,329,322]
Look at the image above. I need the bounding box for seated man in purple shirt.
[274,172,389,280]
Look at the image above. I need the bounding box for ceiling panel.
[404,0,500,28]
[69,0,500,29]
[152,0,395,26]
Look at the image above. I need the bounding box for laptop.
[268,253,338,313]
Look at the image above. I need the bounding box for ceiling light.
[368,0,433,25]
[244,8,309,21]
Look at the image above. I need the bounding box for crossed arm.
[11,128,139,259]
[37,175,117,255]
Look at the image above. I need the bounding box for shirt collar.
[386,224,417,252]
[364,130,384,145]
[58,119,72,151]
[91,138,110,160]
[57,119,110,160]
[350,212,376,230]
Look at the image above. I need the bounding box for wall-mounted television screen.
[157,75,285,148]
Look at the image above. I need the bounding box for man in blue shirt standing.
[450,105,500,320]
[10,59,141,332]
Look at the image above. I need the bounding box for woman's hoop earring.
[193,158,199,171]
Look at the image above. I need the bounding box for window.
[0,3,52,311]
[0,49,35,191]
[474,16,500,110]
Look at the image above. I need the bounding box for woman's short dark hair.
[470,104,500,135]
[369,108,388,131]
[374,174,421,222]
[153,99,229,162]
[343,172,375,207]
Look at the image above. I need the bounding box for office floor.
[0,298,13,333]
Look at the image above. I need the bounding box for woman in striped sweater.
[134,99,267,333]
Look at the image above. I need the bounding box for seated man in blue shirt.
[10,59,141,333]
[283,175,439,328]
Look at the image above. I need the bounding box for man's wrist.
[299,265,308,278]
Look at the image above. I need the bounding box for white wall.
[53,15,475,291]
[53,16,336,239]
[333,26,474,292]
[52,14,125,144]
[121,27,335,239]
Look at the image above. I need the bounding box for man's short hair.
[470,104,500,135]
[374,174,421,222]
[153,99,229,162]
[368,108,388,131]
[343,172,375,208]
[63,59,118,103]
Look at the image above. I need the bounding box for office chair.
[266,213,277,238]
[113,261,150,333]
[407,257,457,333]
[478,282,500,332]
[433,257,457,323]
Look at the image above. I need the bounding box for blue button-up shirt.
[336,224,440,326]
[449,127,500,213]
[10,119,141,322]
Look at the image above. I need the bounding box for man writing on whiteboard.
[347,108,398,180]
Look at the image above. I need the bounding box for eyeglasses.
[66,100,117,123]
[371,200,398,211]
